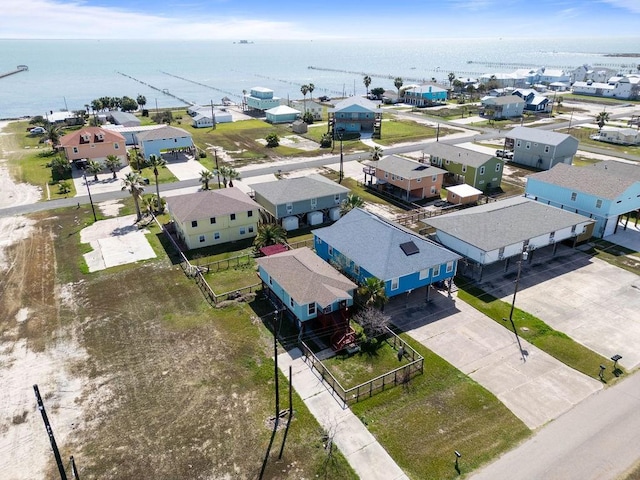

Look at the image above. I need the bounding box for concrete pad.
[388,287,602,430]
[278,349,409,480]
[73,167,132,197]
[163,155,208,181]
[498,255,640,370]
[325,160,367,183]
[606,220,640,251]
[80,214,156,272]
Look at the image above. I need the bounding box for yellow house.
[167,188,262,250]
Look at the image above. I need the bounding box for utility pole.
[259,310,281,479]
[213,148,221,189]
[210,99,216,130]
[278,365,293,460]
[70,456,81,480]
[34,384,68,480]
[83,173,97,222]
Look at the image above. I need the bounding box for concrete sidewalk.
[277,348,409,480]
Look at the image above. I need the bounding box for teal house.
[244,87,281,111]
[256,247,356,333]
[328,96,382,139]
[313,208,461,300]
[265,105,301,124]
[404,85,448,106]
[424,143,504,192]
[135,126,194,159]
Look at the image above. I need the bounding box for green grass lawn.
[204,262,259,294]
[350,333,530,480]
[455,277,624,383]
[582,238,640,276]
[376,119,458,146]
[322,340,410,389]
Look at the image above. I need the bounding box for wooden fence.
[193,253,254,273]
[299,327,424,406]
[285,238,315,250]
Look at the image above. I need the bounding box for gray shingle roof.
[373,155,447,179]
[507,126,574,146]
[249,174,349,205]
[527,162,638,200]
[313,208,460,281]
[425,197,593,251]
[590,160,640,182]
[486,95,525,106]
[422,143,496,168]
[256,247,356,308]
[329,96,378,113]
[167,187,261,222]
[136,125,192,141]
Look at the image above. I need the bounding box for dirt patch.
[0,216,36,271]
[96,199,124,217]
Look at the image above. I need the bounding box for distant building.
[108,110,140,127]
[480,95,526,119]
[505,126,578,170]
[265,105,301,124]
[290,100,323,121]
[328,96,382,138]
[134,126,193,159]
[590,126,640,146]
[403,85,448,106]
[188,105,233,128]
[512,89,551,113]
[244,87,281,111]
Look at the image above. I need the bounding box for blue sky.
[2,0,640,39]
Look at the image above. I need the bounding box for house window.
[210,217,216,224]
[248,226,254,233]
[446,261,454,273]
[247,210,253,217]
[432,174,437,182]
[334,194,340,204]
[571,225,577,234]
[432,265,440,277]
[419,268,428,280]
[445,159,450,165]
[286,202,293,214]
[498,247,505,260]
[230,213,236,221]
[199,235,205,243]
[479,166,485,175]
[526,142,531,149]
[516,140,522,147]
[90,144,95,149]
[114,143,119,149]
[328,245,333,256]
[461,165,467,173]
[384,172,388,179]
[191,220,198,228]
[308,303,316,316]
[570,192,577,201]
[268,275,273,286]
[417,177,421,182]
[323,305,332,314]
[595,199,602,209]
[495,163,501,172]
[214,232,220,240]
[72,147,78,154]
[391,277,399,291]
[544,145,550,153]
[311,198,317,208]
[430,186,436,194]
[290,297,294,308]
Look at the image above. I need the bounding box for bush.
[320,133,332,148]
[265,132,279,148]
[303,111,314,124]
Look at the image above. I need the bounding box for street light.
[83,173,97,222]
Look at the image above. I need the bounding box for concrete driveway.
[481,246,640,371]
[387,287,601,430]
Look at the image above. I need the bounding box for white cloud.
[599,0,640,14]
[0,0,314,39]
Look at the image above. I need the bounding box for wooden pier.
[0,65,28,79]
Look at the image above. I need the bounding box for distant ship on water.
[235,40,254,44]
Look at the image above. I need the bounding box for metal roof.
[313,208,460,281]
[425,197,594,252]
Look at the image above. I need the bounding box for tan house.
[364,154,446,201]
[58,127,127,166]
[445,184,483,205]
[167,187,262,250]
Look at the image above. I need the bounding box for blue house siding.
[275,193,345,219]
[140,137,193,159]
[314,236,458,297]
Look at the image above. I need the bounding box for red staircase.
[319,309,357,351]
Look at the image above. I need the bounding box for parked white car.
[30,126,46,134]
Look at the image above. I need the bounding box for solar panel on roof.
[414,165,428,171]
[400,241,419,256]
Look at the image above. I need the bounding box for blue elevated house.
[135,125,194,159]
[525,161,640,238]
[404,84,448,107]
[313,208,461,300]
[256,247,358,349]
[328,96,382,139]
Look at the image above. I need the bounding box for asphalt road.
[469,371,640,480]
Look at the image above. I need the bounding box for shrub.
[265,132,279,147]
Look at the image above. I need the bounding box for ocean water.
[1,37,639,119]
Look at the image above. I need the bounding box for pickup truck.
[496,149,514,159]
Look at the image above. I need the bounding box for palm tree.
[45,123,62,149]
[357,277,388,310]
[394,77,403,102]
[371,146,383,161]
[308,83,315,101]
[448,72,456,88]
[199,169,213,190]
[121,172,145,222]
[227,167,240,187]
[218,165,240,187]
[105,155,122,179]
[147,154,166,212]
[596,111,610,132]
[86,160,102,181]
[363,75,372,97]
[253,223,287,250]
[340,194,364,215]
[136,95,147,110]
[300,84,309,113]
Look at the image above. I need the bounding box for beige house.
[58,127,127,166]
[291,100,323,121]
[167,187,262,250]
